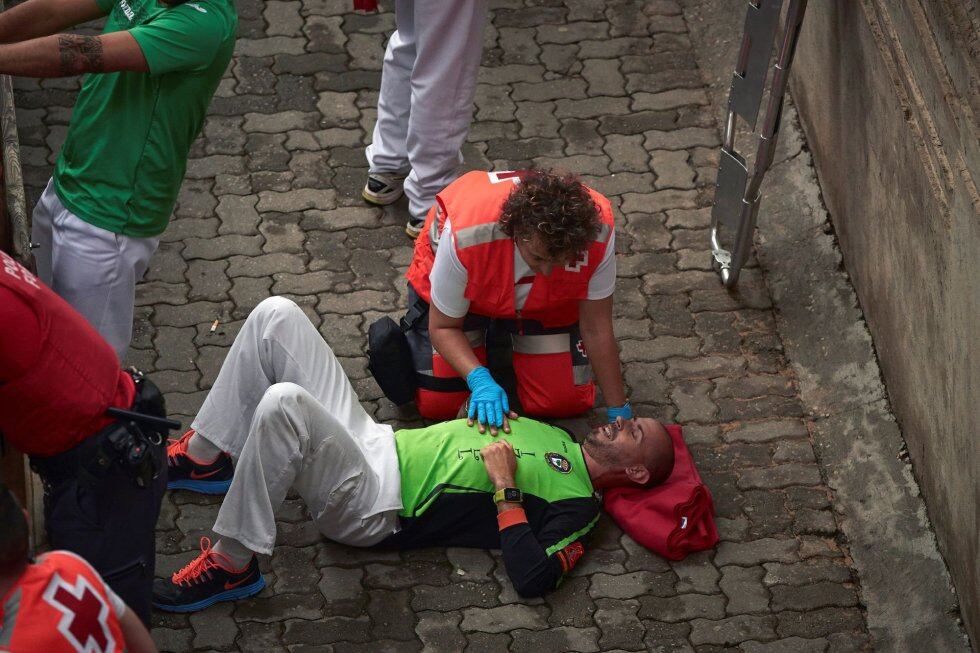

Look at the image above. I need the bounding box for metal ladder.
[710,0,808,287]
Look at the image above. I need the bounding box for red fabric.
[0,252,135,456]
[352,0,378,10]
[0,551,126,652]
[406,170,616,328]
[0,286,41,382]
[602,425,719,561]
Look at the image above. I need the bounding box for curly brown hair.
[498,170,600,259]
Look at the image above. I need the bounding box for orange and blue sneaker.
[166,429,234,494]
[152,538,265,613]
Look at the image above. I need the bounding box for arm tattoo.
[58,34,104,75]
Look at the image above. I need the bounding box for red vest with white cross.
[0,551,126,653]
[406,170,615,328]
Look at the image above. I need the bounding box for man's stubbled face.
[582,418,645,467]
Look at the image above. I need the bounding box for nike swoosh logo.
[190,468,225,479]
[224,576,252,590]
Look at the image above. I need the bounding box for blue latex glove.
[607,401,633,423]
[466,366,509,428]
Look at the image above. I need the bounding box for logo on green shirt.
[546,452,572,474]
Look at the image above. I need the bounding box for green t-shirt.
[53,0,237,237]
[395,418,595,520]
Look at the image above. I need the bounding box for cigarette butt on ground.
[210,319,220,333]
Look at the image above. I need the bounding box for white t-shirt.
[429,218,617,318]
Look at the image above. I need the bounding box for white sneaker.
[362,172,407,205]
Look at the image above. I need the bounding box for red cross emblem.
[575,339,587,358]
[565,251,589,273]
[42,573,115,653]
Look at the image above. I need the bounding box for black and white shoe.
[362,172,407,205]
[152,538,265,613]
[405,219,425,239]
[166,430,234,494]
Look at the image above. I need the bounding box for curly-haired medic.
[402,169,634,431]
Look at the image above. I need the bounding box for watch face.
[504,488,522,502]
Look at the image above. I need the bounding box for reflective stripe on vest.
[455,222,510,250]
[512,333,570,355]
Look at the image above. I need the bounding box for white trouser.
[193,297,403,554]
[366,0,488,222]
[30,178,159,361]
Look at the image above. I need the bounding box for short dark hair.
[0,481,29,577]
[498,169,600,259]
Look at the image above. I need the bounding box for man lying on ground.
[0,482,158,652]
[154,297,674,612]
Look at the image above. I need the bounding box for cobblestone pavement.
[13,1,891,651]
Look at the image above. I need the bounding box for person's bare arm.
[118,606,158,653]
[0,31,147,77]
[578,296,627,408]
[0,0,106,43]
[428,304,481,378]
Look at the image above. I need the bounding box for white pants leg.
[365,0,416,176]
[212,382,399,553]
[30,178,159,361]
[367,0,488,222]
[194,297,402,553]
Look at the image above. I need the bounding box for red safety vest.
[0,551,127,653]
[406,171,615,328]
[0,252,134,456]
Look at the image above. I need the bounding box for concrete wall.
[790,0,979,645]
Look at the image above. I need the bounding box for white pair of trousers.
[366,0,489,222]
[30,178,159,361]
[193,297,403,555]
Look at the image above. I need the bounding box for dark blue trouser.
[36,438,166,625]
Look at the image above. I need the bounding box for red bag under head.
[602,424,719,561]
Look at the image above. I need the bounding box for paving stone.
[545,576,596,627]
[498,27,541,65]
[738,464,822,490]
[365,562,451,590]
[590,571,676,599]
[642,620,695,653]
[722,420,809,443]
[368,589,417,641]
[793,509,838,536]
[446,547,495,582]
[762,561,852,587]
[638,593,726,622]
[770,583,859,612]
[411,582,498,611]
[283,616,372,645]
[511,626,600,653]
[741,637,829,653]
[594,598,646,650]
[183,234,265,260]
[775,608,865,639]
[720,566,770,615]
[460,605,548,633]
[416,611,466,653]
[689,615,777,646]
[460,631,510,653]
[715,539,800,567]
[671,550,719,594]
[555,96,632,119]
[190,602,238,649]
[670,379,717,422]
[152,627,194,653]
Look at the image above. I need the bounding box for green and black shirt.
[379,418,600,597]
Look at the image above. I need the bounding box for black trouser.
[37,448,166,625]
[30,376,168,626]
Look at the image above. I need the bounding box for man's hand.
[480,439,517,489]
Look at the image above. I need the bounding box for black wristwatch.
[493,487,523,504]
